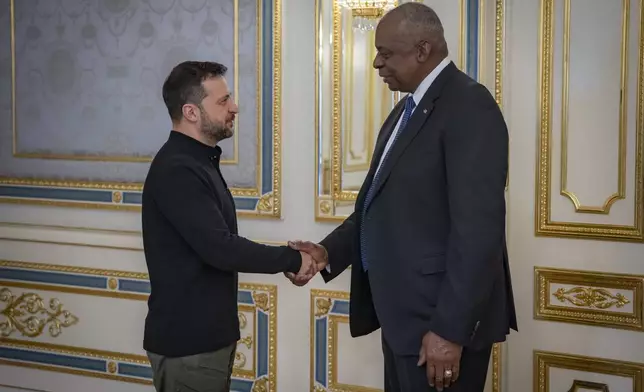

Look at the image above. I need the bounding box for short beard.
[199,107,232,144]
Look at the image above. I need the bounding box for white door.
[504,0,644,390]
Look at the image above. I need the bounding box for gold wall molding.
[0,260,278,390]
[0,288,79,338]
[558,0,629,215]
[534,351,643,392]
[0,0,283,218]
[0,338,152,385]
[310,289,502,392]
[534,267,643,331]
[310,289,381,392]
[535,0,644,241]
[567,380,610,392]
[314,0,506,221]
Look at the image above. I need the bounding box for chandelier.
[336,0,398,31]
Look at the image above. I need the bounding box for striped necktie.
[359,96,416,271]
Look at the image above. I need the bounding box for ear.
[416,41,432,62]
[181,104,199,123]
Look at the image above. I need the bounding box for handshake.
[285,240,328,286]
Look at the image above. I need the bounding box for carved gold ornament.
[257,193,274,213]
[238,335,253,349]
[0,288,79,338]
[238,312,248,329]
[252,292,269,312]
[315,297,332,317]
[234,351,247,369]
[251,377,269,392]
[553,287,630,309]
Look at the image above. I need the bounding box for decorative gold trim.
[0,260,148,280]
[236,303,259,380]
[534,267,643,331]
[0,260,277,390]
[10,1,241,166]
[314,0,507,222]
[0,288,79,338]
[0,260,150,301]
[492,343,501,392]
[1,0,281,217]
[535,0,644,241]
[0,339,152,385]
[230,0,241,165]
[559,0,629,214]
[534,350,644,392]
[567,380,610,392]
[459,0,466,70]
[310,289,502,392]
[270,0,283,219]
[553,287,630,309]
[328,314,381,392]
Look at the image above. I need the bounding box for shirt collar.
[168,130,222,161]
[411,57,452,106]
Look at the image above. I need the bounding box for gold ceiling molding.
[534,351,644,392]
[535,0,644,241]
[534,267,643,331]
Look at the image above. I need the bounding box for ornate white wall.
[1,0,643,391]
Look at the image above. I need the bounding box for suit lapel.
[367,62,458,201]
[356,99,406,208]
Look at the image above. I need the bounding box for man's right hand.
[285,240,329,286]
[295,251,317,282]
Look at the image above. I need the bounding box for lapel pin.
[423,109,428,114]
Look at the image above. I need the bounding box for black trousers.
[382,336,492,392]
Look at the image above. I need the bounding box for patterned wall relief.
[314,0,506,220]
[534,267,643,331]
[0,0,283,217]
[0,260,278,391]
[0,287,79,338]
[534,351,644,392]
[535,0,644,241]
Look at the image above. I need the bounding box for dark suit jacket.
[320,62,518,356]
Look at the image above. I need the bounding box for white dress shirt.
[373,57,452,178]
[324,58,452,274]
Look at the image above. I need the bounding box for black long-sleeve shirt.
[141,130,301,357]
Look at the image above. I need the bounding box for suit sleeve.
[319,212,358,282]
[153,160,302,274]
[428,85,508,346]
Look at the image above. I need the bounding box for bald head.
[372,3,449,93]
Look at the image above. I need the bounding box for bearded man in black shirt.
[141,61,324,392]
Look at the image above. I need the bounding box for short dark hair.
[386,3,448,56]
[162,61,228,122]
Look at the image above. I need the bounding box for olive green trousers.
[147,344,236,392]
